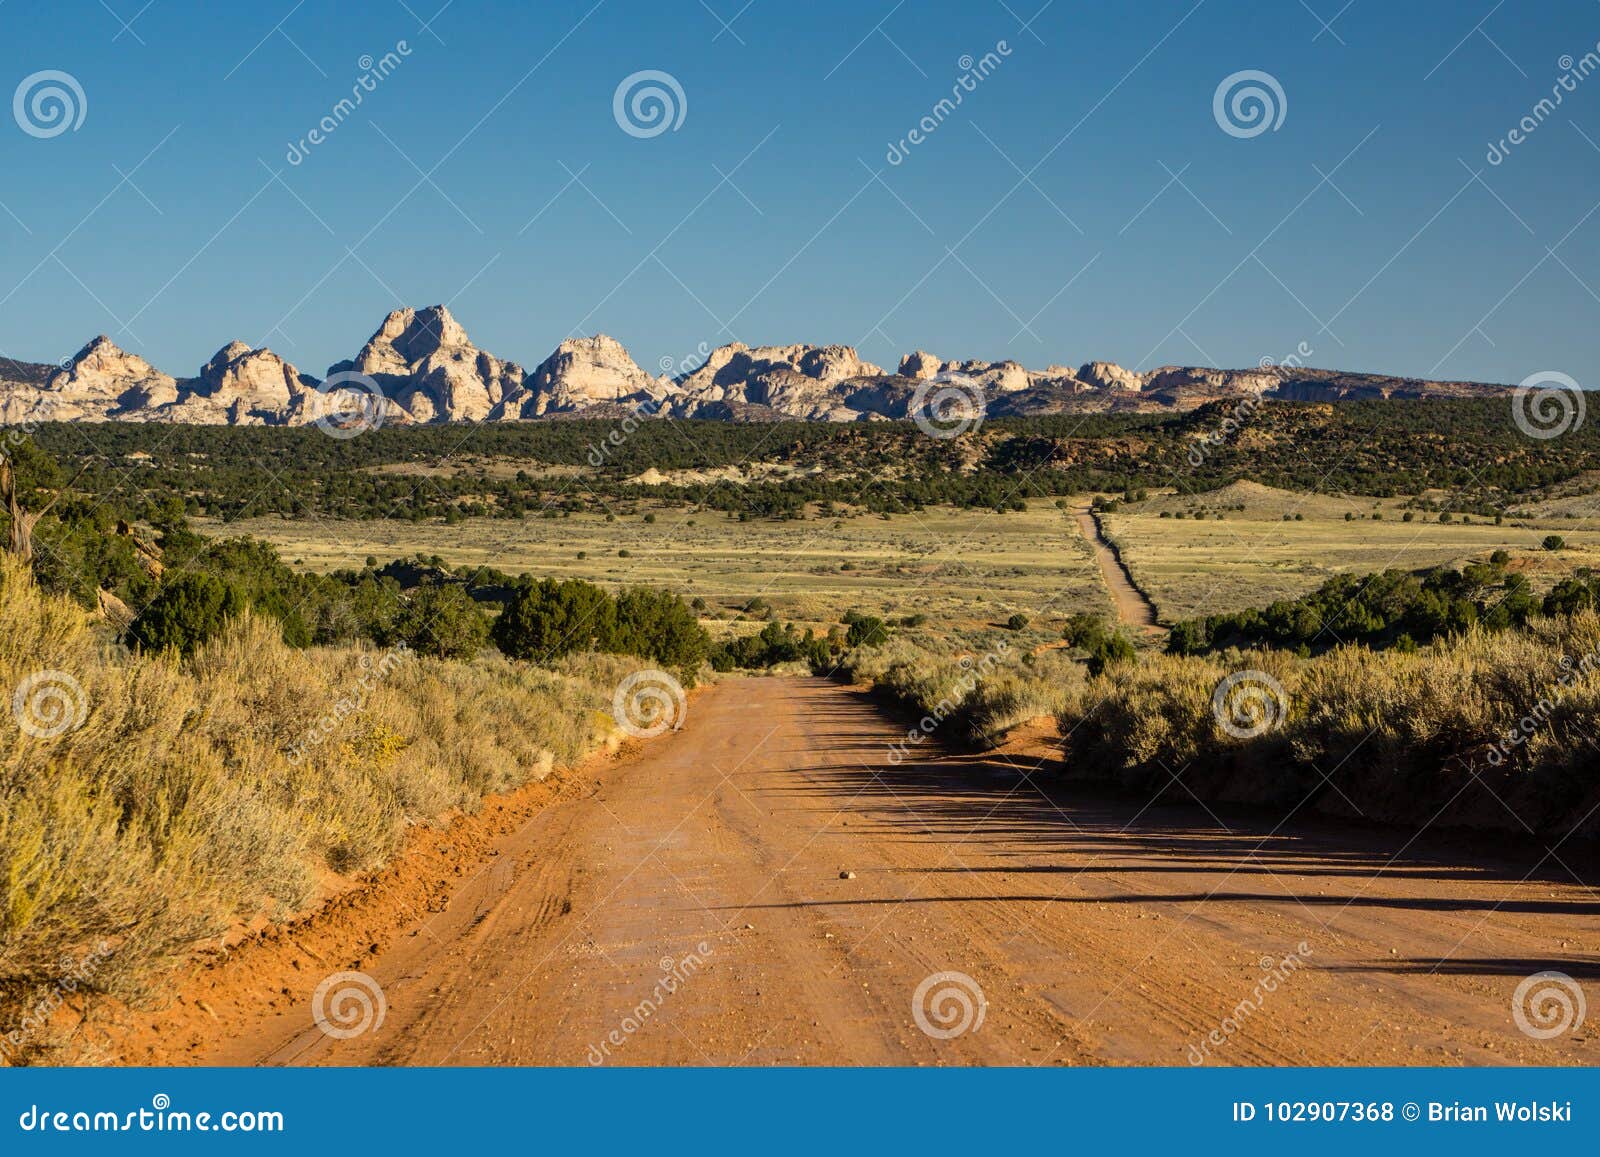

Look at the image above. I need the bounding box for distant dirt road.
[1072,504,1160,632]
[192,678,1597,1067]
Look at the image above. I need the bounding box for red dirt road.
[188,677,1598,1067]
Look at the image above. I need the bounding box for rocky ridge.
[0,305,1519,428]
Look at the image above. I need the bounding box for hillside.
[17,393,1598,529]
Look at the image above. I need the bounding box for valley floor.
[141,678,1598,1067]
[209,505,1112,635]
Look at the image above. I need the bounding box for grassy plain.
[214,476,1600,639]
[1103,481,1600,621]
[210,502,1117,638]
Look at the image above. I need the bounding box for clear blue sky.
[2,0,1597,385]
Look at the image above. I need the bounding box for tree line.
[1163,553,1580,656]
[26,396,1599,524]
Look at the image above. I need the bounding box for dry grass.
[1057,616,1600,836]
[211,502,1114,637]
[839,600,1600,839]
[0,558,643,1063]
[1102,484,1600,621]
[843,634,1085,746]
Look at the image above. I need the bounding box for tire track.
[180,677,1597,1068]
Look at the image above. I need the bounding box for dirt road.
[1073,504,1160,632]
[196,677,1598,1067]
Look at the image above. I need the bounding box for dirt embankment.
[111,678,1599,1068]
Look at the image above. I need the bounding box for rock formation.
[665,343,887,421]
[45,336,178,418]
[526,334,667,416]
[0,308,1522,428]
[327,305,525,423]
[166,342,316,424]
[1077,361,1143,392]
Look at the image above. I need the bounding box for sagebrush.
[0,558,643,1062]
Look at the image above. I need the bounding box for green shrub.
[710,621,830,672]
[845,614,890,648]
[124,572,245,655]
[613,586,707,670]
[491,577,707,671]
[392,582,489,660]
[1086,631,1136,676]
[1167,565,1539,656]
[1061,612,1108,649]
[492,577,615,661]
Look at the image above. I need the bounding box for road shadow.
[746,685,1600,930]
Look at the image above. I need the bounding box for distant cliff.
[0,305,1517,427]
